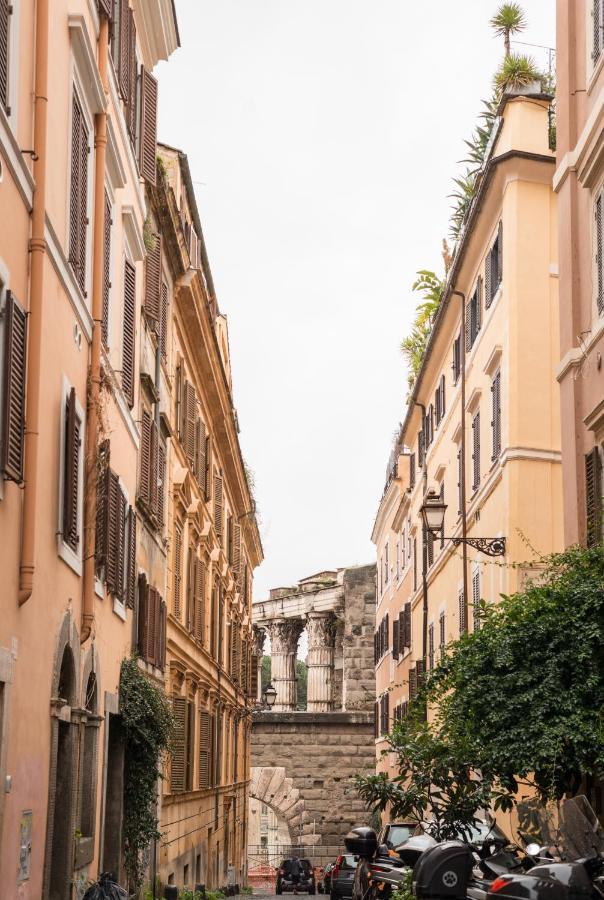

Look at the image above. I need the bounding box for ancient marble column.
[306,612,336,712]
[266,619,304,711]
[253,626,266,703]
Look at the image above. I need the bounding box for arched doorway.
[48,646,77,900]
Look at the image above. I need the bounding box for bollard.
[163,887,178,900]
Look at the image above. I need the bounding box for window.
[401,529,406,569]
[452,332,461,383]
[173,522,183,620]
[491,370,501,460]
[400,602,411,651]
[171,696,195,793]
[435,374,446,426]
[407,521,412,559]
[392,618,399,661]
[0,290,27,483]
[384,543,389,584]
[472,567,481,631]
[409,452,416,489]
[137,575,167,668]
[102,193,112,347]
[417,430,424,468]
[465,277,482,352]
[160,282,169,362]
[0,1,13,115]
[61,386,82,555]
[95,443,136,606]
[592,1,604,66]
[586,446,603,546]
[424,406,434,448]
[439,610,446,652]
[122,259,136,407]
[69,92,90,295]
[428,623,435,670]
[199,709,213,789]
[139,407,165,528]
[458,587,466,634]
[396,542,400,581]
[379,693,390,736]
[595,192,604,315]
[485,222,503,309]
[472,410,481,492]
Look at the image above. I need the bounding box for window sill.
[113,597,127,622]
[57,537,82,576]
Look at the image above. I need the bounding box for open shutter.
[0,0,11,114]
[126,9,137,142]
[596,194,604,315]
[485,246,493,309]
[146,586,157,666]
[465,299,472,351]
[157,441,165,526]
[126,506,136,608]
[472,569,481,630]
[105,469,121,595]
[497,220,503,287]
[173,523,183,619]
[158,598,167,670]
[251,654,259,698]
[232,523,241,575]
[184,381,196,467]
[586,447,603,547]
[1,291,27,482]
[137,574,148,655]
[409,665,418,700]
[97,0,113,17]
[595,0,602,62]
[139,408,151,505]
[69,94,89,294]
[95,440,110,577]
[458,587,466,634]
[102,193,111,346]
[440,373,445,418]
[160,281,169,361]
[62,388,80,551]
[139,66,158,184]
[171,697,187,794]
[392,619,399,661]
[150,421,159,520]
[194,558,205,643]
[476,276,482,333]
[214,474,223,536]
[144,233,162,324]
[199,710,211,789]
[122,258,136,407]
[491,371,501,460]
[472,411,480,490]
[196,419,207,492]
[118,0,130,99]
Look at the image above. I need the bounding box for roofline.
[170,0,181,47]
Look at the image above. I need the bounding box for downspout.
[452,291,469,629]
[18,0,50,605]
[414,402,428,665]
[81,14,110,643]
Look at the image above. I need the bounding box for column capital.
[306,611,336,649]
[265,618,304,654]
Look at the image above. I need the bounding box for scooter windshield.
[516,795,604,862]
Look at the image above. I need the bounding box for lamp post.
[419,489,506,665]
[262,683,277,710]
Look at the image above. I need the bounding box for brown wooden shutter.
[491,370,501,460]
[160,281,168,361]
[439,611,446,649]
[95,440,110,577]
[183,381,196,467]
[597,195,604,315]
[139,66,158,184]
[173,522,182,619]
[197,419,207,492]
[194,558,205,643]
[122,258,136,407]
[204,435,211,502]
[392,619,399,661]
[157,440,165,526]
[102,193,111,346]
[139,408,151,505]
[1,291,27,482]
[475,275,482,333]
[105,469,121,595]
[428,623,434,669]
[199,710,212,790]
[118,0,130,99]
[0,0,11,114]
[458,587,466,634]
[97,0,113,18]
[144,233,161,324]
[62,388,80,551]
[251,654,259,699]
[153,588,162,665]
[472,410,480,490]
[158,598,167,670]
[409,665,418,700]
[214,474,223,536]
[146,585,157,665]
[232,523,241,574]
[69,94,89,294]
[137,573,148,655]
[171,696,187,794]
[126,11,137,143]
[150,421,159,520]
[586,447,603,547]
[126,506,136,608]
[403,602,412,648]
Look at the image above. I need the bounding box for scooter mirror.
[378,844,390,857]
[525,843,541,856]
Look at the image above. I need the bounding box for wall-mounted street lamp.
[420,489,506,557]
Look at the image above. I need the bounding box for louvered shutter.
[160,281,168,361]
[441,374,446,418]
[105,469,121,595]
[428,624,434,669]
[95,440,110,577]
[586,447,603,547]
[472,570,481,630]
[146,586,157,665]
[157,441,165,526]
[171,697,187,793]
[194,558,205,643]
[392,620,399,661]
[122,258,136,407]
[126,10,137,143]
[385,613,389,650]
[232,523,241,574]
[152,588,162,665]
[409,666,418,700]
[214,474,223,536]
[497,220,503,287]
[439,482,445,549]
[0,0,10,114]
[485,245,493,309]
[197,419,207,493]
[418,430,424,467]
[199,710,212,789]
[373,632,378,664]
[475,276,482,333]
[69,94,89,294]
[158,598,167,669]
[144,233,162,323]
[251,654,259,699]
[374,701,379,738]
[184,382,196,467]
[595,0,602,62]
[1,291,27,482]
[118,0,129,99]
[409,452,416,488]
[126,506,136,607]
[230,627,237,679]
[398,610,405,654]
[186,549,195,633]
[173,523,183,619]
[97,0,113,17]
[465,300,472,351]
[63,388,80,551]
[439,611,446,648]
[404,602,412,648]
[491,371,501,460]
[459,587,466,634]
[457,446,463,514]
[139,408,151,505]
[150,421,159,519]
[116,487,127,601]
[102,193,111,346]
[139,66,158,184]
[472,411,480,490]
[596,194,604,315]
[427,530,434,567]
[137,574,148,655]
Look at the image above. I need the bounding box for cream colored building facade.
[373,91,563,772]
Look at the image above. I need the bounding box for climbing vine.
[120,656,174,892]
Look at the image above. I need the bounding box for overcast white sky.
[158,1,555,601]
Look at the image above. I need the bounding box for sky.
[157,0,556,602]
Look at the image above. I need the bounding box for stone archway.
[250,765,319,847]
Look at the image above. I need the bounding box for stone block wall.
[342,564,377,711]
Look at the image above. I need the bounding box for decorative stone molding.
[169,661,186,694]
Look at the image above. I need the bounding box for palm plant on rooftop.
[494,52,544,94]
[490,2,527,57]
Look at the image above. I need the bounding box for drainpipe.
[81,14,110,642]
[414,402,428,665]
[452,291,469,630]
[18,0,49,605]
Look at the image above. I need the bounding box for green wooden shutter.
[472,569,481,631]
[458,587,466,634]
[105,469,121,595]
[1,291,27,482]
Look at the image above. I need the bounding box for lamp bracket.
[450,536,506,557]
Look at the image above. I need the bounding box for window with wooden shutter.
[126,506,136,608]
[586,447,603,547]
[126,10,137,144]
[439,610,446,651]
[472,410,480,491]
[214,474,223,536]
[409,452,416,489]
[465,299,472,352]
[157,441,165,526]
[251,654,259,699]
[158,598,167,669]
[194,558,205,643]
[117,0,130,100]
[230,626,238,681]
[160,281,169,361]
[95,440,110,577]
[171,696,187,794]
[183,380,196,467]
[439,482,445,549]
[458,587,466,634]
[204,435,211,502]
[196,419,207,493]
[102,193,112,346]
[69,93,89,294]
[144,233,162,324]
[137,573,149,657]
[452,332,461,383]
[199,710,212,789]
[186,548,195,633]
[173,522,183,619]
[392,620,399,661]
[139,66,158,184]
[596,193,604,315]
[491,370,501,460]
[440,373,446,419]
[139,408,151,505]
[232,523,241,575]
[417,430,424,468]
[150,421,159,521]
[472,568,481,631]
[428,624,435,669]
[409,666,418,700]
[106,470,126,598]
[0,0,11,114]
[146,585,158,666]
[374,700,379,739]
[62,387,81,552]
[427,529,434,567]
[97,0,113,18]
[1,291,27,482]
[595,0,603,63]
[122,258,136,407]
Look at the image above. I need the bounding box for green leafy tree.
[490,3,527,57]
[261,655,271,694]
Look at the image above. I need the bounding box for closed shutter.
[472,569,481,631]
[418,430,424,467]
[146,586,157,665]
[171,697,187,794]
[157,441,165,526]
[62,388,80,551]
[150,421,159,520]
[428,624,434,669]
[230,626,238,680]
[214,474,223,536]
[384,613,389,650]
[409,452,416,489]
[251,654,259,699]
[232,523,241,574]
[392,619,399,661]
[158,598,167,669]
[139,408,151,505]
[144,233,162,324]
[102,193,111,346]
[194,558,205,643]
[0,0,11,114]
[137,573,148,656]
[126,10,137,143]
[173,522,183,619]
[413,537,417,591]
[596,194,604,315]
[139,66,158,184]
[183,381,196,467]
[374,701,379,738]
[105,469,121,595]
[586,447,603,547]
[595,0,602,62]
[204,435,211,502]
[95,440,110,577]
[404,602,412,648]
[118,0,130,100]
[497,220,503,287]
[1,291,27,482]
[126,506,136,608]
[472,410,480,491]
[122,258,136,407]
[160,281,168,361]
[409,666,418,700]
[196,419,207,493]
[199,710,212,789]
[427,530,434,567]
[491,370,501,460]
[458,587,466,634]
[69,94,89,294]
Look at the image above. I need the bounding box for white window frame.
[57,375,86,574]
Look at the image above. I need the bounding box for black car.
[330,854,357,900]
[276,858,316,895]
